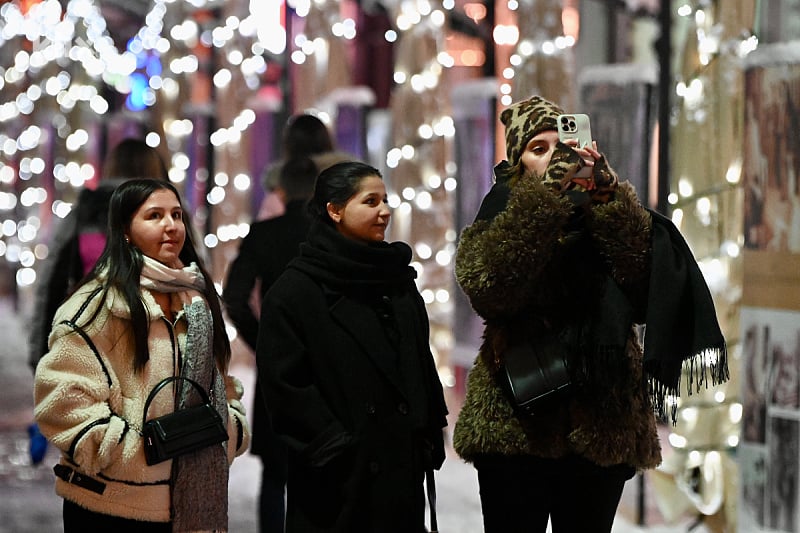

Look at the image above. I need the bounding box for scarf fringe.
[648,342,729,425]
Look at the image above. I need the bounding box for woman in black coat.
[256,161,448,533]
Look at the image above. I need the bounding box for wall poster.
[740,42,800,533]
[739,308,800,532]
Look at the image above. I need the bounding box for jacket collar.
[95,281,184,323]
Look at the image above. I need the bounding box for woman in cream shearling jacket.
[34,179,250,531]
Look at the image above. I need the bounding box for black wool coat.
[256,223,448,533]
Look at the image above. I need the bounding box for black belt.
[54,464,106,495]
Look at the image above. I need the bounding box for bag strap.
[141,376,210,427]
[426,468,438,533]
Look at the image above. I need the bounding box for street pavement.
[0,295,707,533]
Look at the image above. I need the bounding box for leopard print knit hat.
[500,95,564,167]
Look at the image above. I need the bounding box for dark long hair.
[283,114,334,159]
[307,161,382,225]
[102,138,169,181]
[82,179,230,373]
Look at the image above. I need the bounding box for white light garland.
[0,0,276,275]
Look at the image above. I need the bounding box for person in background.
[258,114,353,220]
[223,156,318,532]
[34,178,250,532]
[256,161,448,532]
[28,138,169,373]
[452,95,727,532]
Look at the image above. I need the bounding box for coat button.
[397,402,409,415]
[379,296,393,320]
[366,403,376,415]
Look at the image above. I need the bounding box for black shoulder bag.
[142,376,228,465]
[499,329,573,416]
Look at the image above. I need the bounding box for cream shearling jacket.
[33,279,250,523]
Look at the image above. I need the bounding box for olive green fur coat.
[453,149,662,470]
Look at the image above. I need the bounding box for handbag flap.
[502,333,571,411]
[150,404,226,441]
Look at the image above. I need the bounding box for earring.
[124,236,130,244]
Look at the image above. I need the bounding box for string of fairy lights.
[0,0,281,287]
[669,2,756,307]
[0,0,760,364]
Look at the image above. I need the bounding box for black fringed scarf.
[643,209,728,423]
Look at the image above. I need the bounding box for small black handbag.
[141,376,228,466]
[499,331,572,416]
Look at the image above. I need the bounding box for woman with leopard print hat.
[453,95,727,532]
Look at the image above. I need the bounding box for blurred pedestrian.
[259,114,352,220]
[224,156,319,532]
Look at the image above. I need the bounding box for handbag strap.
[426,468,438,533]
[141,376,210,427]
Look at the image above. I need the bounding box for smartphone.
[557,114,592,149]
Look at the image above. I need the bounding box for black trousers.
[474,454,635,533]
[63,499,172,532]
[253,386,289,533]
